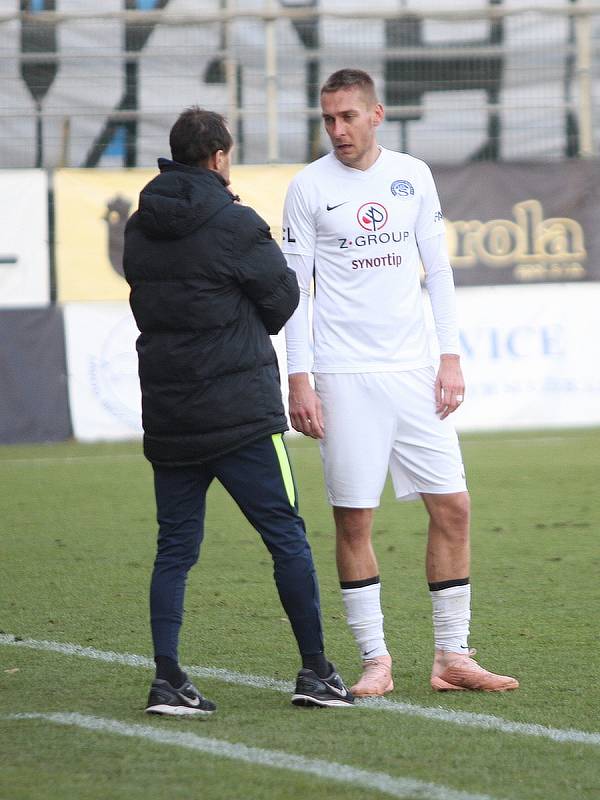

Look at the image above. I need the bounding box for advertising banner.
[63,302,143,441]
[61,285,599,442]
[440,283,600,431]
[62,299,290,443]
[0,307,71,444]
[0,170,49,307]
[435,160,600,286]
[54,160,600,301]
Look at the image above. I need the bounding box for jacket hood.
[136,159,234,240]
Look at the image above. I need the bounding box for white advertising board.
[63,300,290,442]
[0,170,49,307]
[63,302,143,441]
[63,284,598,442]
[444,283,600,431]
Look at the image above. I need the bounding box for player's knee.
[333,507,373,543]
[429,491,470,536]
[452,491,471,527]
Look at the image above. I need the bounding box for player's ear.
[372,103,385,128]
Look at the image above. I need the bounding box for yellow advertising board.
[54,164,304,302]
[54,169,151,302]
[228,164,304,245]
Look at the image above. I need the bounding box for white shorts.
[315,368,467,507]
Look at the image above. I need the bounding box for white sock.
[341,580,389,660]
[430,583,471,653]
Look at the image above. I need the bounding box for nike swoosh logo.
[325,683,348,698]
[326,202,348,211]
[179,693,200,707]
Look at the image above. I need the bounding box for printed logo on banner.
[459,324,566,360]
[445,199,587,284]
[103,195,132,278]
[89,315,141,431]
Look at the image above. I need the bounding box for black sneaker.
[145,678,216,717]
[291,667,354,708]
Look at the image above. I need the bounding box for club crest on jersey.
[391,180,414,198]
[357,202,388,232]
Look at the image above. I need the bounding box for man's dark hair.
[169,106,233,167]
[320,68,378,105]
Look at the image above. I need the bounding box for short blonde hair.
[320,69,378,106]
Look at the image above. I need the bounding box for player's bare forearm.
[288,372,325,439]
[435,354,465,420]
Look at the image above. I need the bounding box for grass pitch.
[1,430,599,800]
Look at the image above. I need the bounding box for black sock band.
[428,577,470,592]
[302,653,332,678]
[155,655,186,688]
[340,575,380,590]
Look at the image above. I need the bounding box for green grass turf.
[1,430,599,799]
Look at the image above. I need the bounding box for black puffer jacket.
[123,159,299,465]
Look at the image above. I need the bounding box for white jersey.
[282,147,452,374]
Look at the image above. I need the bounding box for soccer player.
[282,69,518,695]
[123,106,353,714]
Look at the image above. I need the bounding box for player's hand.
[435,354,465,420]
[288,373,325,439]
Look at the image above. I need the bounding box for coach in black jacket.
[123,107,352,715]
[124,155,295,465]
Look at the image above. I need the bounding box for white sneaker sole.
[145,703,215,717]
[291,693,354,708]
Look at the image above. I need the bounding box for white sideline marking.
[2,634,599,747]
[4,711,496,800]
[359,697,600,746]
[0,634,290,691]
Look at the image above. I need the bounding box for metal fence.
[1,1,599,168]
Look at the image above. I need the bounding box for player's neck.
[337,144,382,172]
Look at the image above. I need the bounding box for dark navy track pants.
[150,434,323,662]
